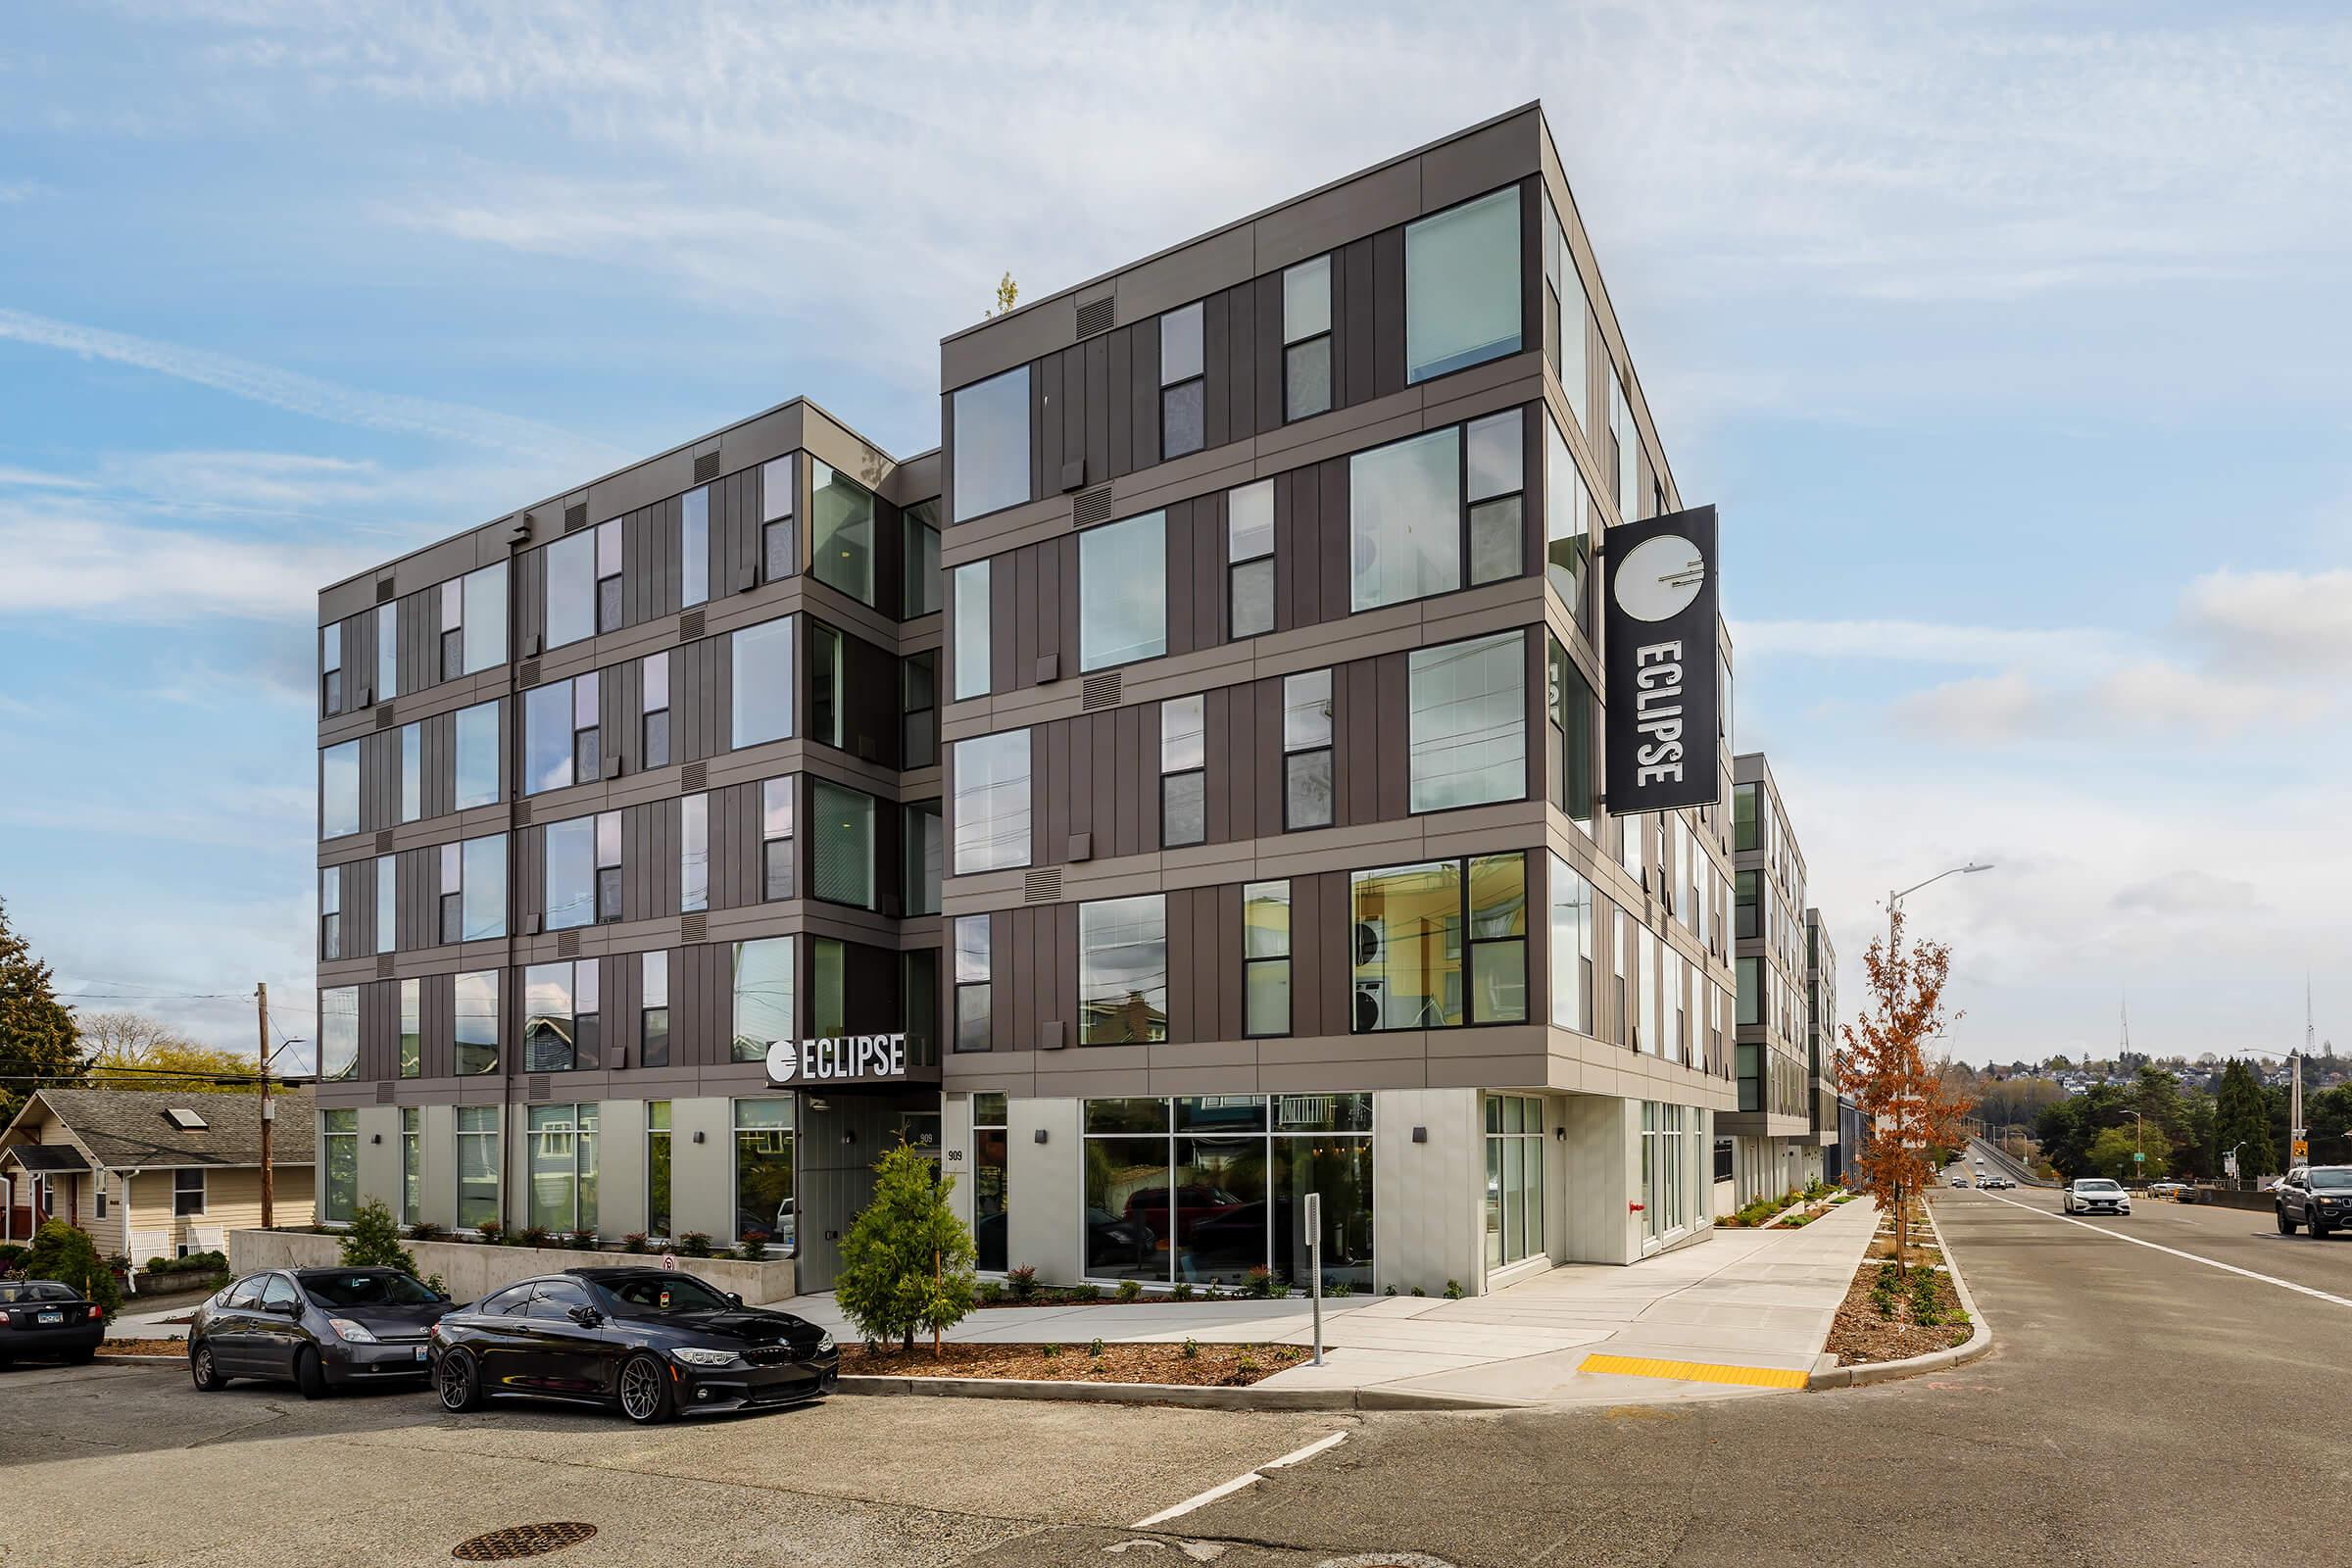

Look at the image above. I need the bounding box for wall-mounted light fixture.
[1411,1126,1428,1144]
[692,1131,707,1144]
[1033,1129,1050,1145]
[369,1134,381,1145]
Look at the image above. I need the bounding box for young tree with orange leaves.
[1837,906,1974,1276]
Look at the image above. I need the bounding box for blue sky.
[2,1,2347,1066]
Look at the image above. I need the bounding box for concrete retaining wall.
[227,1230,797,1304]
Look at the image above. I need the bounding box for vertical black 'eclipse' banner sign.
[1603,505,1721,814]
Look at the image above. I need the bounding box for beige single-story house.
[0,1087,315,1264]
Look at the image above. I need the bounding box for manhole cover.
[452,1522,599,1561]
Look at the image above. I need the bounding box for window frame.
[1347,854,1529,1034]
[1158,300,1205,460]
[760,776,796,904]
[1281,668,1334,831]
[1078,895,1169,1046]
[1077,510,1167,673]
[1406,629,1528,815]
[172,1166,207,1217]
[1158,694,1206,849]
[953,914,992,1053]
[1281,253,1333,422]
[1403,183,1524,386]
[1242,880,1292,1039]
[951,366,1032,525]
[1226,479,1275,638]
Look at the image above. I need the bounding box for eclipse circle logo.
[763,1039,797,1081]
[1613,533,1705,623]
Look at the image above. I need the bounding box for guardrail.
[1968,1137,2058,1188]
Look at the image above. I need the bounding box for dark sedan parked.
[430,1267,837,1424]
[0,1280,106,1367]
[188,1267,457,1397]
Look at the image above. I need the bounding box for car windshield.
[598,1276,736,1315]
[302,1272,440,1307]
[2079,1180,2122,1193]
[2309,1169,2352,1192]
[0,1282,76,1303]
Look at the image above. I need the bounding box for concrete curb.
[835,1373,1524,1412]
[1807,1200,1993,1392]
[96,1354,184,1365]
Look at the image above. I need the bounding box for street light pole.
[1886,862,1996,958]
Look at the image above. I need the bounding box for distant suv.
[2062,1178,2132,1216]
[2274,1166,2352,1238]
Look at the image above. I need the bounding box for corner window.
[1548,854,1595,1035]
[681,484,710,608]
[1079,896,1168,1045]
[1227,479,1274,638]
[1159,695,1205,848]
[680,793,709,913]
[1243,881,1292,1037]
[730,936,795,1063]
[1348,426,1459,612]
[903,499,943,617]
[642,955,670,1069]
[455,700,501,809]
[320,1110,358,1224]
[318,986,359,1080]
[1159,302,1204,460]
[1282,669,1334,829]
[760,777,795,902]
[641,651,670,769]
[1407,631,1526,812]
[523,959,600,1071]
[320,621,342,715]
[319,868,342,960]
[730,615,795,749]
[951,728,1031,873]
[399,979,420,1079]
[456,1105,498,1226]
[1541,191,1591,430]
[399,722,421,823]
[1282,255,1333,420]
[951,561,992,700]
[320,741,360,839]
[952,366,1031,523]
[376,602,399,703]
[1350,854,1527,1030]
[523,672,600,795]
[809,779,877,909]
[1405,185,1522,384]
[953,915,992,1052]
[760,456,797,584]
[1544,414,1594,627]
[1545,635,1595,834]
[1078,511,1166,671]
[545,528,596,650]
[810,462,876,605]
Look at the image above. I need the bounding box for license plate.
[36,1311,63,1325]
[415,1346,430,1361]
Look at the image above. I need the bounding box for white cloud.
[0,497,355,619]
[2180,565,2352,671]
[1732,617,2121,668]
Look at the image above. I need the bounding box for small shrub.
[1066,1283,1102,1302]
[1384,1284,1397,1297]
[0,1242,26,1271]
[1279,1344,1304,1361]
[735,1237,768,1262]
[1443,1279,1464,1300]
[1247,1265,1275,1298]
[621,1233,650,1254]
[563,1229,597,1251]
[473,1219,504,1246]
[405,1220,446,1244]
[424,1273,449,1298]
[519,1225,556,1250]
[1869,1266,1900,1321]
[1116,1278,1143,1303]
[1410,1286,1426,1298]
[1328,1277,1352,1298]
[340,1200,417,1275]
[1236,1354,1261,1375]
[1172,1281,1194,1301]
[1006,1264,1038,1300]
[1089,1337,1105,1358]
[1181,1337,1200,1359]
[1041,1342,1061,1357]
[20,1221,122,1321]
[679,1232,714,1258]
[976,1280,1004,1305]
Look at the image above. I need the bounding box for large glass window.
[951,728,1031,873]
[731,936,795,1064]
[731,616,794,749]
[545,529,596,649]
[455,969,500,1075]
[1407,631,1525,812]
[681,485,710,609]
[646,1102,672,1239]
[810,461,876,605]
[1283,254,1333,420]
[1079,511,1166,670]
[1464,409,1525,587]
[320,1110,358,1224]
[734,1099,795,1250]
[954,915,991,1053]
[903,499,942,617]
[320,741,359,839]
[1405,185,1522,384]
[1349,426,1460,612]
[453,833,505,941]
[1283,669,1333,830]
[1243,881,1292,1038]
[1544,413,1593,627]
[457,1105,499,1229]
[760,456,796,584]
[973,1093,1007,1272]
[680,793,709,913]
[951,561,991,701]
[1079,896,1168,1045]
[522,673,598,795]
[1227,479,1275,637]
[1734,783,1759,852]
[1546,635,1595,835]
[1351,854,1528,1031]
[642,953,670,1068]
[1082,1094,1372,1290]
[1160,695,1205,849]
[1642,1102,1700,1242]
[1739,956,1763,1028]
[809,780,877,908]
[544,815,595,931]
[904,799,943,916]
[455,700,500,809]
[437,563,508,681]
[1484,1095,1545,1269]
[1542,190,1591,429]
[318,986,359,1081]
[1547,855,1597,1036]
[526,1103,599,1236]
[399,979,421,1079]
[1160,302,1204,459]
[523,959,600,1072]
[953,366,1030,523]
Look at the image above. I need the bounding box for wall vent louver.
[513,799,533,826]
[682,761,709,792]
[375,829,394,854]
[693,451,721,484]
[373,1081,394,1104]
[681,912,709,945]
[528,1075,551,1102]
[1074,297,1116,338]
[680,609,706,640]
[518,660,541,687]
[1081,671,1121,710]
[1023,868,1063,904]
[374,703,398,729]
[374,576,398,604]
[375,955,393,979]
[564,503,587,532]
[557,929,580,957]
[1071,485,1114,527]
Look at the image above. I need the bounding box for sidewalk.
[795,1195,1881,1407]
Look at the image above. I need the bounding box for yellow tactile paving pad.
[1577,1352,1810,1390]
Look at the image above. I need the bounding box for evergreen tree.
[23,1219,122,1321]
[835,1142,977,1352]
[338,1200,417,1274]
[2214,1060,2278,1178]
[0,899,81,1124]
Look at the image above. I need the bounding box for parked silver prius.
[2062,1178,2132,1216]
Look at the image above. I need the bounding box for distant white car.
[2063,1178,2132,1216]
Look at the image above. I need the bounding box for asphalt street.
[3,1185,2344,1568]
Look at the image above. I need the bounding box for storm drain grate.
[452,1522,597,1561]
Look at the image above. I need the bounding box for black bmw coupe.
[428,1266,837,1423]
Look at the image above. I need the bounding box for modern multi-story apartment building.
[314,103,1743,1298]
[1725,752,1822,1202]
[1805,906,1843,1183]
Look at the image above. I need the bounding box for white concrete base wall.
[1005,1097,1081,1284]
[1371,1088,1483,1298]
[227,1228,795,1304]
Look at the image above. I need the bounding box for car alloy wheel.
[190,1344,226,1392]
[618,1353,670,1424]
[437,1348,480,1412]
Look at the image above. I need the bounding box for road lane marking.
[1130,1431,1349,1529]
[1577,1353,1809,1390]
[1976,1191,2352,1310]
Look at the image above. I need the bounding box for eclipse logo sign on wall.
[764,1032,910,1085]
[1602,506,1721,814]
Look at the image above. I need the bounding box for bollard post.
[1305,1191,1324,1366]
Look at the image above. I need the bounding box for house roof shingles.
[19,1088,315,1170]
[2,1143,90,1173]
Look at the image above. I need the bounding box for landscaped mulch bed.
[101,1338,185,1357]
[1825,1262,1970,1366]
[842,1340,1298,1386]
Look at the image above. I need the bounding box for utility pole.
[256,982,274,1230]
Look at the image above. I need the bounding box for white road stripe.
[1130,1431,1349,1529]
[1976,1191,2352,1309]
